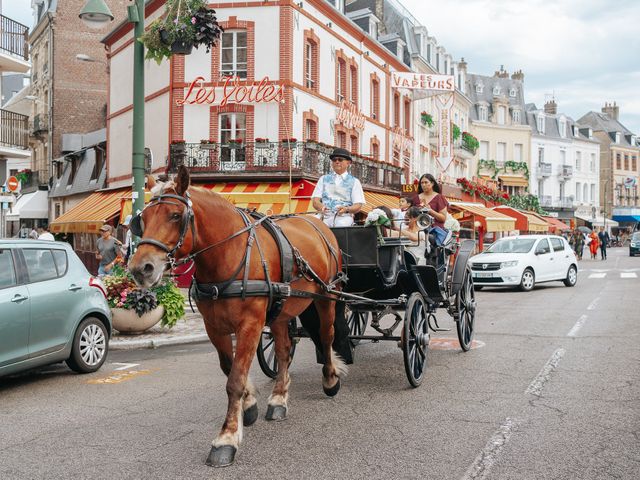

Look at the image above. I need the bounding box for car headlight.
[632,243,638,247]
[501,260,519,268]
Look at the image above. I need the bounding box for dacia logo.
[482,264,488,270]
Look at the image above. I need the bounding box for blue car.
[630,232,640,257]
[0,240,112,377]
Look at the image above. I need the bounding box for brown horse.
[128,166,346,467]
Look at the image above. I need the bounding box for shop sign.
[392,126,414,152]
[435,93,454,171]
[391,72,455,92]
[335,100,365,131]
[178,76,285,107]
[401,183,419,194]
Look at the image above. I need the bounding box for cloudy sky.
[3,0,639,133]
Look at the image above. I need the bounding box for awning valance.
[522,212,548,232]
[362,191,400,213]
[5,190,48,221]
[574,212,619,227]
[50,189,127,233]
[612,215,640,224]
[542,216,571,232]
[494,206,549,232]
[202,181,311,214]
[450,202,516,232]
[499,175,529,187]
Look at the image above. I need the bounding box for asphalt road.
[1,247,639,480]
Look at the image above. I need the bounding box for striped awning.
[202,181,312,214]
[450,202,516,232]
[499,175,529,187]
[50,189,128,233]
[362,191,401,213]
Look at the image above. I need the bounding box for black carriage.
[257,225,477,387]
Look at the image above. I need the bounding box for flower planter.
[171,40,193,55]
[200,143,217,150]
[111,306,165,335]
[226,143,243,149]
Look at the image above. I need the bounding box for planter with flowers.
[281,138,297,149]
[461,132,479,154]
[255,138,270,147]
[139,0,223,65]
[200,139,216,150]
[15,168,33,186]
[227,138,244,149]
[103,264,185,334]
[420,111,433,128]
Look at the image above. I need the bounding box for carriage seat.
[378,242,403,285]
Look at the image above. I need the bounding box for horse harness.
[132,191,345,323]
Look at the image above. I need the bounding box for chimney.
[544,100,557,115]
[511,69,525,81]
[458,57,467,72]
[601,101,619,120]
[494,65,509,78]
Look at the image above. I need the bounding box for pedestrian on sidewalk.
[588,230,599,260]
[96,224,120,275]
[598,227,610,260]
[572,230,584,260]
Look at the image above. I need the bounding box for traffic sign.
[6,176,19,192]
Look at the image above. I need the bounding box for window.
[497,142,506,163]
[559,120,566,138]
[91,147,104,181]
[616,153,621,170]
[336,58,347,102]
[52,250,68,275]
[426,43,432,64]
[371,141,379,161]
[304,39,318,90]
[514,143,523,162]
[538,147,544,163]
[350,135,358,154]
[560,149,566,166]
[304,119,317,141]
[575,151,581,171]
[350,65,358,105]
[536,239,551,255]
[591,184,596,202]
[509,88,517,97]
[583,184,588,203]
[633,156,637,171]
[336,131,347,148]
[371,77,380,120]
[221,31,248,79]
[393,92,400,127]
[479,141,489,160]
[624,154,629,170]
[404,98,411,132]
[615,132,621,144]
[550,238,564,252]
[537,115,545,134]
[479,105,488,121]
[69,156,79,184]
[22,249,59,283]
[576,182,581,201]
[512,109,521,124]
[435,52,440,71]
[475,83,483,94]
[590,153,595,172]
[219,112,246,143]
[0,249,16,289]
[493,85,500,96]
[538,180,544,196]
[497,106,506,125]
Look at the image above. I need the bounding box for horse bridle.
[130,192,196,268]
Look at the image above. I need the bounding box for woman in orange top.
[588,230,600,259]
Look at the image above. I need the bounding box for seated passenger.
[386,206,428,264]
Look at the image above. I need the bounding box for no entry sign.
[6,176,19,192]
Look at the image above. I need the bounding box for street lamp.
[79,0,145,241]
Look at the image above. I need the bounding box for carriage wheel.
[346,307,369,346]
[456,267,476,352]
[256,321,297,379]
[402,292,429,388]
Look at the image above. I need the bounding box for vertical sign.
[435,93,454,171]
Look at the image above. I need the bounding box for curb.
[109,333,210,351]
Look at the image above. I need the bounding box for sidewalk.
[109,290,209,350]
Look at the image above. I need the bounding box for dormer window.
[537,115,545,134]
[573,125,580,137]
[588,128,592,139]
[476,83,483,94]
[632,135,638,146]
[493,85,500,96]
[479,104,488,122]
[512,109,521,125]
[559,120,566,138]
[615,132,621,144]
[509,88,517,97]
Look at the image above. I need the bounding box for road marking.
[112,362,140,371]
[567,315,588,337]
[621,272,637,278]
[588,273,606,279]
[87,369,152,384]
[429,338,486,350]
[587,298,599,311]
[525,348,565,396]
[461,418,518,480]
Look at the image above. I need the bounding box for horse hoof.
[323,378,341,397]
[243,403,259,426]
[265,404,287,421]
[206,445,237,468]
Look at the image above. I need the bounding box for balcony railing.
[168,141,403,191]
[537,162,552,177]
[0,14,29,60]
[0,108,29,150]
[559,165,573,178]
[557,196,574,208]
[539,195,552,207]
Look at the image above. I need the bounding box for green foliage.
[154,280,185,328]
[477,159,529,180]
[477,159,499,179]
[125,289,159,317]
[503,160,529,179]
[420,112,433,127]
[506,194,548,215]
[461,132,479,152]
[452,123,461,141]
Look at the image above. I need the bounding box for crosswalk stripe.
[588,273,606,279]
[621,272,638,278]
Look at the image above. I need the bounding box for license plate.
[474,272,494,278]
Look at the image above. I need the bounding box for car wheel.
[66,317,109,373]
[563,265,578,287]
[519,268,535,292]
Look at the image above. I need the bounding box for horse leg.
[206,327,259,427]
[205,325,262,468]
[315,299,348,397]
[265,319,292,421]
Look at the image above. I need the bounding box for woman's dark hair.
[406,206,421,219]
[417,173,441,194]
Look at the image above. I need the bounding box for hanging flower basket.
[171,39,194,55]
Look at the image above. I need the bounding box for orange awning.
[201,181,312,214]
[543,216,570,232]
[50,189,128,233]
[362,191,400,213]
[450,202,516,232]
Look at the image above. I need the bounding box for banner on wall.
[177,76,285,107]
[391,72,455,92]
[435,93,455,171]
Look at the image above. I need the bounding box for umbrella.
[577,226,591,234]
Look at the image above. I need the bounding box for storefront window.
[221,31,248,79]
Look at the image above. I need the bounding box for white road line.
[461,418,518,480]
[112,362,140,371]
[621,272,638,278]
[588,273,606,279]
[525,348,565,396]
[587,298,599,311]
[567,315,588,337]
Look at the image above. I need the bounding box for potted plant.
[420,111,433,128]
[103,264,185,334]
[461,131,479,153]
[200,139,216,150]
[254,137,270,147]
[139,0,223,64]
[281,138,297,148]
[227,138,244,149]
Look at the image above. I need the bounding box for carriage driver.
[312,147,365,227]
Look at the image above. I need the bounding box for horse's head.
[128,166,194,288]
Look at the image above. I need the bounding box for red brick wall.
[278,6,294,141]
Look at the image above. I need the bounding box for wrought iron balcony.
[539,195,552,207]
[559,164,573,178]
[557,196,574,208]
[168,141,403,192]
[0,108,29,150]
[537,162,552,177]
[0,14,29,60]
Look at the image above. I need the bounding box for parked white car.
[469,235,578,291]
